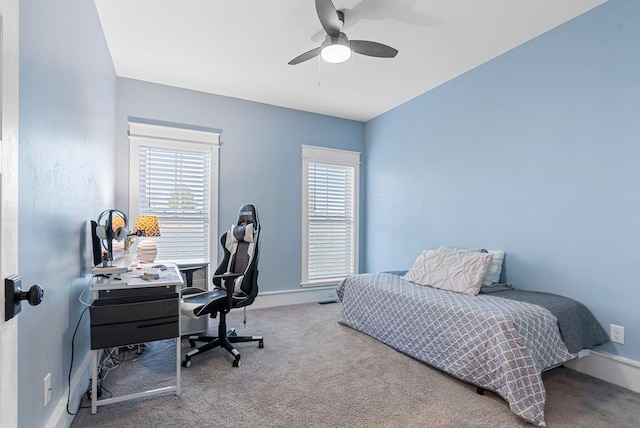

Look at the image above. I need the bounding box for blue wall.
[365,0,640,361]
[19,0,116,426]
[115,78,365,293]
[15,3,639,426]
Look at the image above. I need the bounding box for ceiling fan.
[288,0,399,65]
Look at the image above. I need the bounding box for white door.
[0,0,20,426]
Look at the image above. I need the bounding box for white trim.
[129,122,219,145]
[565,349,640,393]
[0,1,20,425]
[246,286,339,310]
[301,144,361,166]
[301,277,347,287]
[46,298,640,428]
[301,145,360,287]
[128,121,220,267]
[45,351,92,428]
[245,290,640,395]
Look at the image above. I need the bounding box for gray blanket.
[338,273,578,426]
[387,271,608,353]
[487,290,608,353]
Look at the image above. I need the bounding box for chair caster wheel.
[189,340,196,348]
[233,356,241,367]
[259,340,264,348]
[182,358,192,368]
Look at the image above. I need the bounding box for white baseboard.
[565,349,640,393]
[45,351,92,428]
[248,285,339,309]
[52,286,337,427]
[251,287,640,395]
[57,288,639,428]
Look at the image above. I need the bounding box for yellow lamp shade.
[133,216,160,263]
[133,215,160,237]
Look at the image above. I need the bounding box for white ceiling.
[95,0,607,122]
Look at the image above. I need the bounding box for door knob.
[4,275,44,321]
[18,284,44,306]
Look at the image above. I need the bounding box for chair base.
[181,311,263,368]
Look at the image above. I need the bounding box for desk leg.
[176,336,181,396]
[91,350,98,414]
[176,295,181,396]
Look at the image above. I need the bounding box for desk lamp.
[133,215,161,263]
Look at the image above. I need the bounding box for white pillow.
[402,250,494,295]
[483,251,504,285]
[438,246,505,286]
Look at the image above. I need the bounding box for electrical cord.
[72,340,178,410]
[98,347,127,386]
[66,306,89,416]
[132,340,174,362]
[66,284,176,415]
[66,278,104,414]
[67,275,177,413]
[78,286,92,306]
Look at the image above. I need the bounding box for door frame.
[0,0,20,425]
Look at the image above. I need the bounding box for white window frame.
[128,122,220,266]
[302,145,360,287]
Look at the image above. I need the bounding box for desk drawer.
[90,294,179,349]
[98,286,175,299]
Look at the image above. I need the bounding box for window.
[129,122,219,264]
[302,145,360,286]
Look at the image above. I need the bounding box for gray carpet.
[71,302,640,427]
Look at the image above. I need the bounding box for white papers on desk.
[91,264,127,275]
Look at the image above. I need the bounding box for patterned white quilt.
[337,273,577,427]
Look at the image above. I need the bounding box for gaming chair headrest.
[236,203,259,230]
[231,223,254,243]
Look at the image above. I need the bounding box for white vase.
[136,239,157,263]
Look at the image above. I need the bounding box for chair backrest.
[213,204,260,305]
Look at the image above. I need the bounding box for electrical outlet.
[610,324,625,344]
[43,373,51,406]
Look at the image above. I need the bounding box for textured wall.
[115,78,366,292]
[18,0,116,426]
[365,0,640,361]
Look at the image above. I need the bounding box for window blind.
[137,144,211,262]
[129,122,219,266]
[306,161,356,281]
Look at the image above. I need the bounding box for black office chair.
[180,203,264,367]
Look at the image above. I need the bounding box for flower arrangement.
[124,236,136,253]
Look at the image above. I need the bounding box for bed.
[336,249,608,427]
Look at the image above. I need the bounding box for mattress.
[337,272,584,426]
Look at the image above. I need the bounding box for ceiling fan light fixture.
[320,33,351,64]
[321,44,351,63]
[288,0,398,66]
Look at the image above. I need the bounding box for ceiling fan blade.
[350,40,398,58]
[315,0,341,36]
[288,47,322,65]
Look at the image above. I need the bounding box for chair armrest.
[213,272,243,308]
